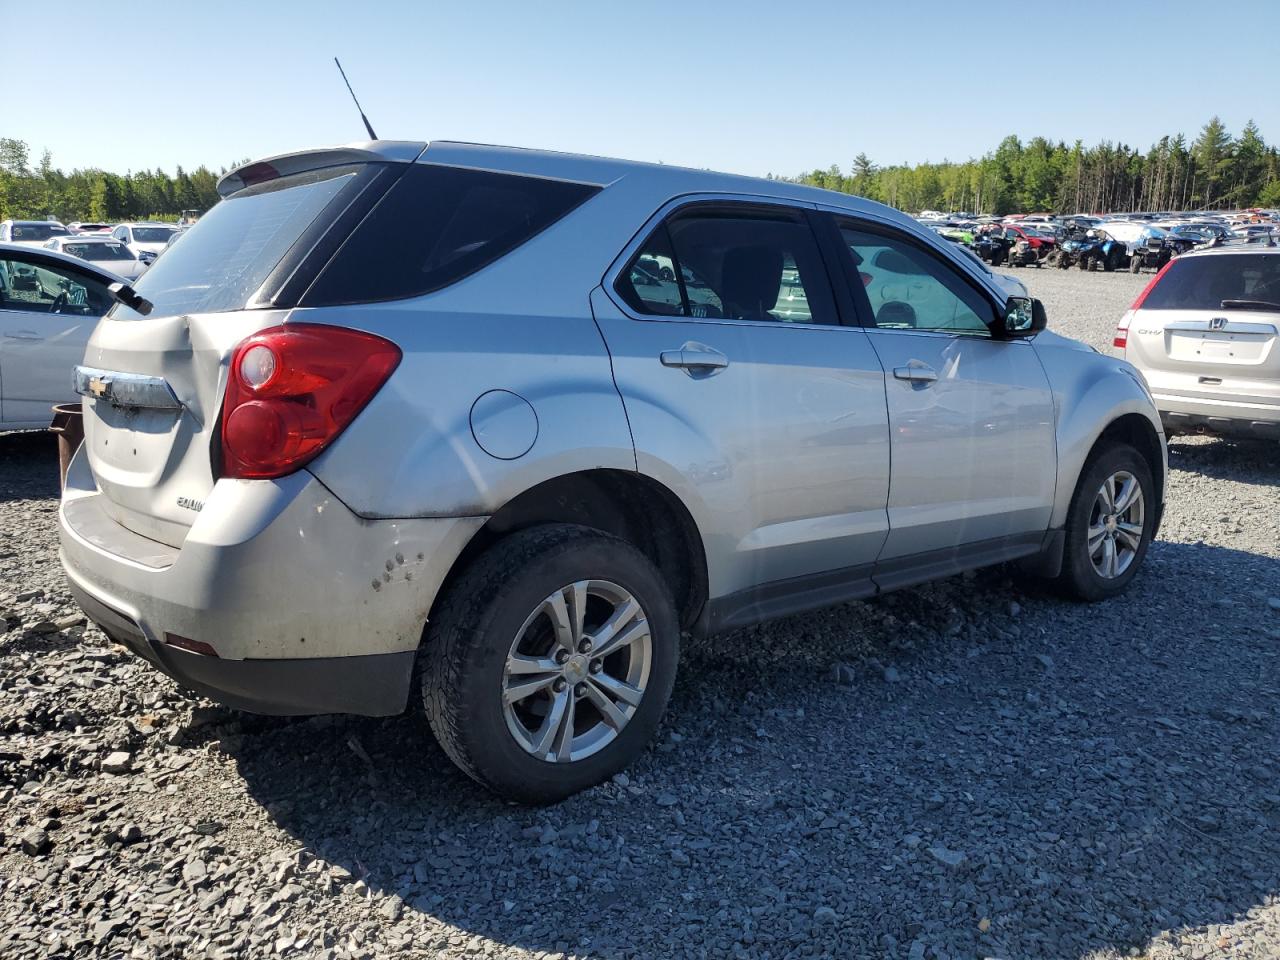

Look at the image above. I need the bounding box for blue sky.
[10,0,1279,178]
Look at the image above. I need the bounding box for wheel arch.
[426,469,709,637]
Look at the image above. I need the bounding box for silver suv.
[60,140,1166,802]
[1114,244,1280,440]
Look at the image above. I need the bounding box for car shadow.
[222,537,1279,959]
[0,430,61,503]
[1167,434,1279,486]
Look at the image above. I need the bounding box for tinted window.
[0,257,113,316]
[10,224,68,242]
[63,242,134,261]
[841,225,994,335]
[617,207,836,325]
[302,164,600,306]
[1141,254,1280,310]
[111,165,362,320]
[132,227,176,243]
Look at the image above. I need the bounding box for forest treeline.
[0,138,225,223]
[787,117,1280,215]
[5,116,1280,223]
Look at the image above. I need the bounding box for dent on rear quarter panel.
[300,305,636,518]
[1037,347,1166,529]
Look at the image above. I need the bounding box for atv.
[1057,229,1127,272]
[974,232,1014,266]
[1004,238,1040,268]
[1128,236,1174,273]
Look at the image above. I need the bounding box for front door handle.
[4,330,42,341]
[660,344,729,374]
[893,363,938,383]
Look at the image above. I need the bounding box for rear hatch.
[78,143,423,548]
[1124,252,1280,410]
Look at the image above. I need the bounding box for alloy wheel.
[1087,470,1145,579]
[502,580,652,763]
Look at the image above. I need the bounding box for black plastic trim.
[703,531,1048,636]
[68,582,414,717]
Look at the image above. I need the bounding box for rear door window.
[615,206,837,325]
[300,164,600,306]
[1142,254,1280,310]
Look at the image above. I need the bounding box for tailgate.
[72,146,416,548]
[79,310,288,547]
[1128,308,1280,407]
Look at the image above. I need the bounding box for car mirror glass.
[1003,296,1047,336]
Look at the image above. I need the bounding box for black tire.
[1130,256,1142,274]
[420,524,679,804]
[1058,255,1071,269]
[1078,254,1091,271]
[1103,251,1115,272]
[1055,443,1156,602]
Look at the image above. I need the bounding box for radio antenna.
[334,57,378,140]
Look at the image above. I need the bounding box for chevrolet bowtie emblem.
[88,377,110,398]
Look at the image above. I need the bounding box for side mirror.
[1002,296,1047,337]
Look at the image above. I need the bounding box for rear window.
[12,224,68,242]
[1142,254,1280,310]
[300,164,600,306]
[65,242,133,261]
[132,227,176,243]
[110,165,364,320]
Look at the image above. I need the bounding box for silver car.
[1115,244,1280,440]
[60,140,1167,802]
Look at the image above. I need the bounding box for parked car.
[110,222,179,263]
[43,235,148,282]
[0,220,71,248]
[1114,245,1279,440]
[60,140,1166,803]
[0,242,121,430]
[67,222,114,235]
[1057,229,1128,271]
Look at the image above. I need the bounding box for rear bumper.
[1153,391,1280,439]
[59,445,485,716]
[67,578,415,715]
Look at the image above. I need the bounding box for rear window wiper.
[1220,299,1280,312]
[107,282,153,316]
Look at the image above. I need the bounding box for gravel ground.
[1,268,1278,960]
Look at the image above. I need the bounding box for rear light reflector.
[219,324,401,480]
[1130,258,1176,311]
[1113,312,1132,350]
[163,633,219,657]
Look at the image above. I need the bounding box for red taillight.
[219,324,400,480]
[1113,314,1130,350]
[1130,258,1176,311]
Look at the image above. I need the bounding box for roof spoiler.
[217,140,428,198]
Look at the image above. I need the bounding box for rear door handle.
[4,330,42,341]
[660,344,729,374]
[893,363,938,383]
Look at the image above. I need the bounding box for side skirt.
[702,530,1055,636]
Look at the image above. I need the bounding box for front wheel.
[1055,443,1155,601]
[420,524,679,804]
[1130,256,1142,274]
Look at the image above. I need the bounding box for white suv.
[1115,245,1280,440]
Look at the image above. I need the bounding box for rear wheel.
[1055,443,1155,601]
[420,524,679,804]
[1130,256,1142,273]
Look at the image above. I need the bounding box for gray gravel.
[2,269,1278,959]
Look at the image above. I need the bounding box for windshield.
[111,165,363,320]
[12,224,68,242]
[1142,254,1280,310]
[131,227,178,243]
[65,242,134,261]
